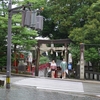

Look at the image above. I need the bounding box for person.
[27,52,33,72]
[68,53,72,77]
[50,60,57,78]
[68,52,72,65]
[60,58,67,79]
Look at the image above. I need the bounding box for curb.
[0,72,100,84]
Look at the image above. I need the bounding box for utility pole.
[6,0,12,89]
[6,0,44,88]
[6,0,31,89]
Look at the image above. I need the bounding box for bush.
[39,56,50,65]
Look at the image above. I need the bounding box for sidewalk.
[0,71,100,84]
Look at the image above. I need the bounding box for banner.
[68,63,72,70]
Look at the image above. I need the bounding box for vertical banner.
[68,63,72,70]
[68,53,72,70]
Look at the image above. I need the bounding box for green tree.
[69,0,99,44]
[46,0,98,39]
[68,0,100,69]
[11,0,38,66]
[0,0,8,67]
[0,0,38,67]
[84,47,100,71]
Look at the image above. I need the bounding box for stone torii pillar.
[80,43,85,79]
[35,43,40,76]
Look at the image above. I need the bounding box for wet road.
[0,75,100,100]
[0,85,100,100]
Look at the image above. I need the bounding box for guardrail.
[85,71,100,81]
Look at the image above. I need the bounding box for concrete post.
[6,0,12,89]
[80,43,85,79]
[6,1,32,89]
[64,43,68,62]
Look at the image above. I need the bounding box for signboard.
[68,63,72,70]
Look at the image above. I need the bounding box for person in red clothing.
[50,60,57,78]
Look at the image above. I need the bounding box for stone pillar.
[80,43,84,79]
[64,43,68,62]
[35,43,40,76]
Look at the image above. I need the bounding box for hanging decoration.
[56,52,58,56]
[38,43,70,57]
[61,51,63,56]
[50,49,53,54]
[46,51,48,56]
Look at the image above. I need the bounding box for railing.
[85,71,100,81]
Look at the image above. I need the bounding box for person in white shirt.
[50,60,57,78]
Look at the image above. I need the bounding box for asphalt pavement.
[0,74,100,100]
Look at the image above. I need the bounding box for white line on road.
[13,78,84,93]
[96,95,100,97]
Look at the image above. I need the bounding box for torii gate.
[35,39,72,76]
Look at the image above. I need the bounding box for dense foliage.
[39,56,50,65]
[0,0,38,67]
[0,0,100,72]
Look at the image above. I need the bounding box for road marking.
[13,78,84,93]
[96,95,100,97]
